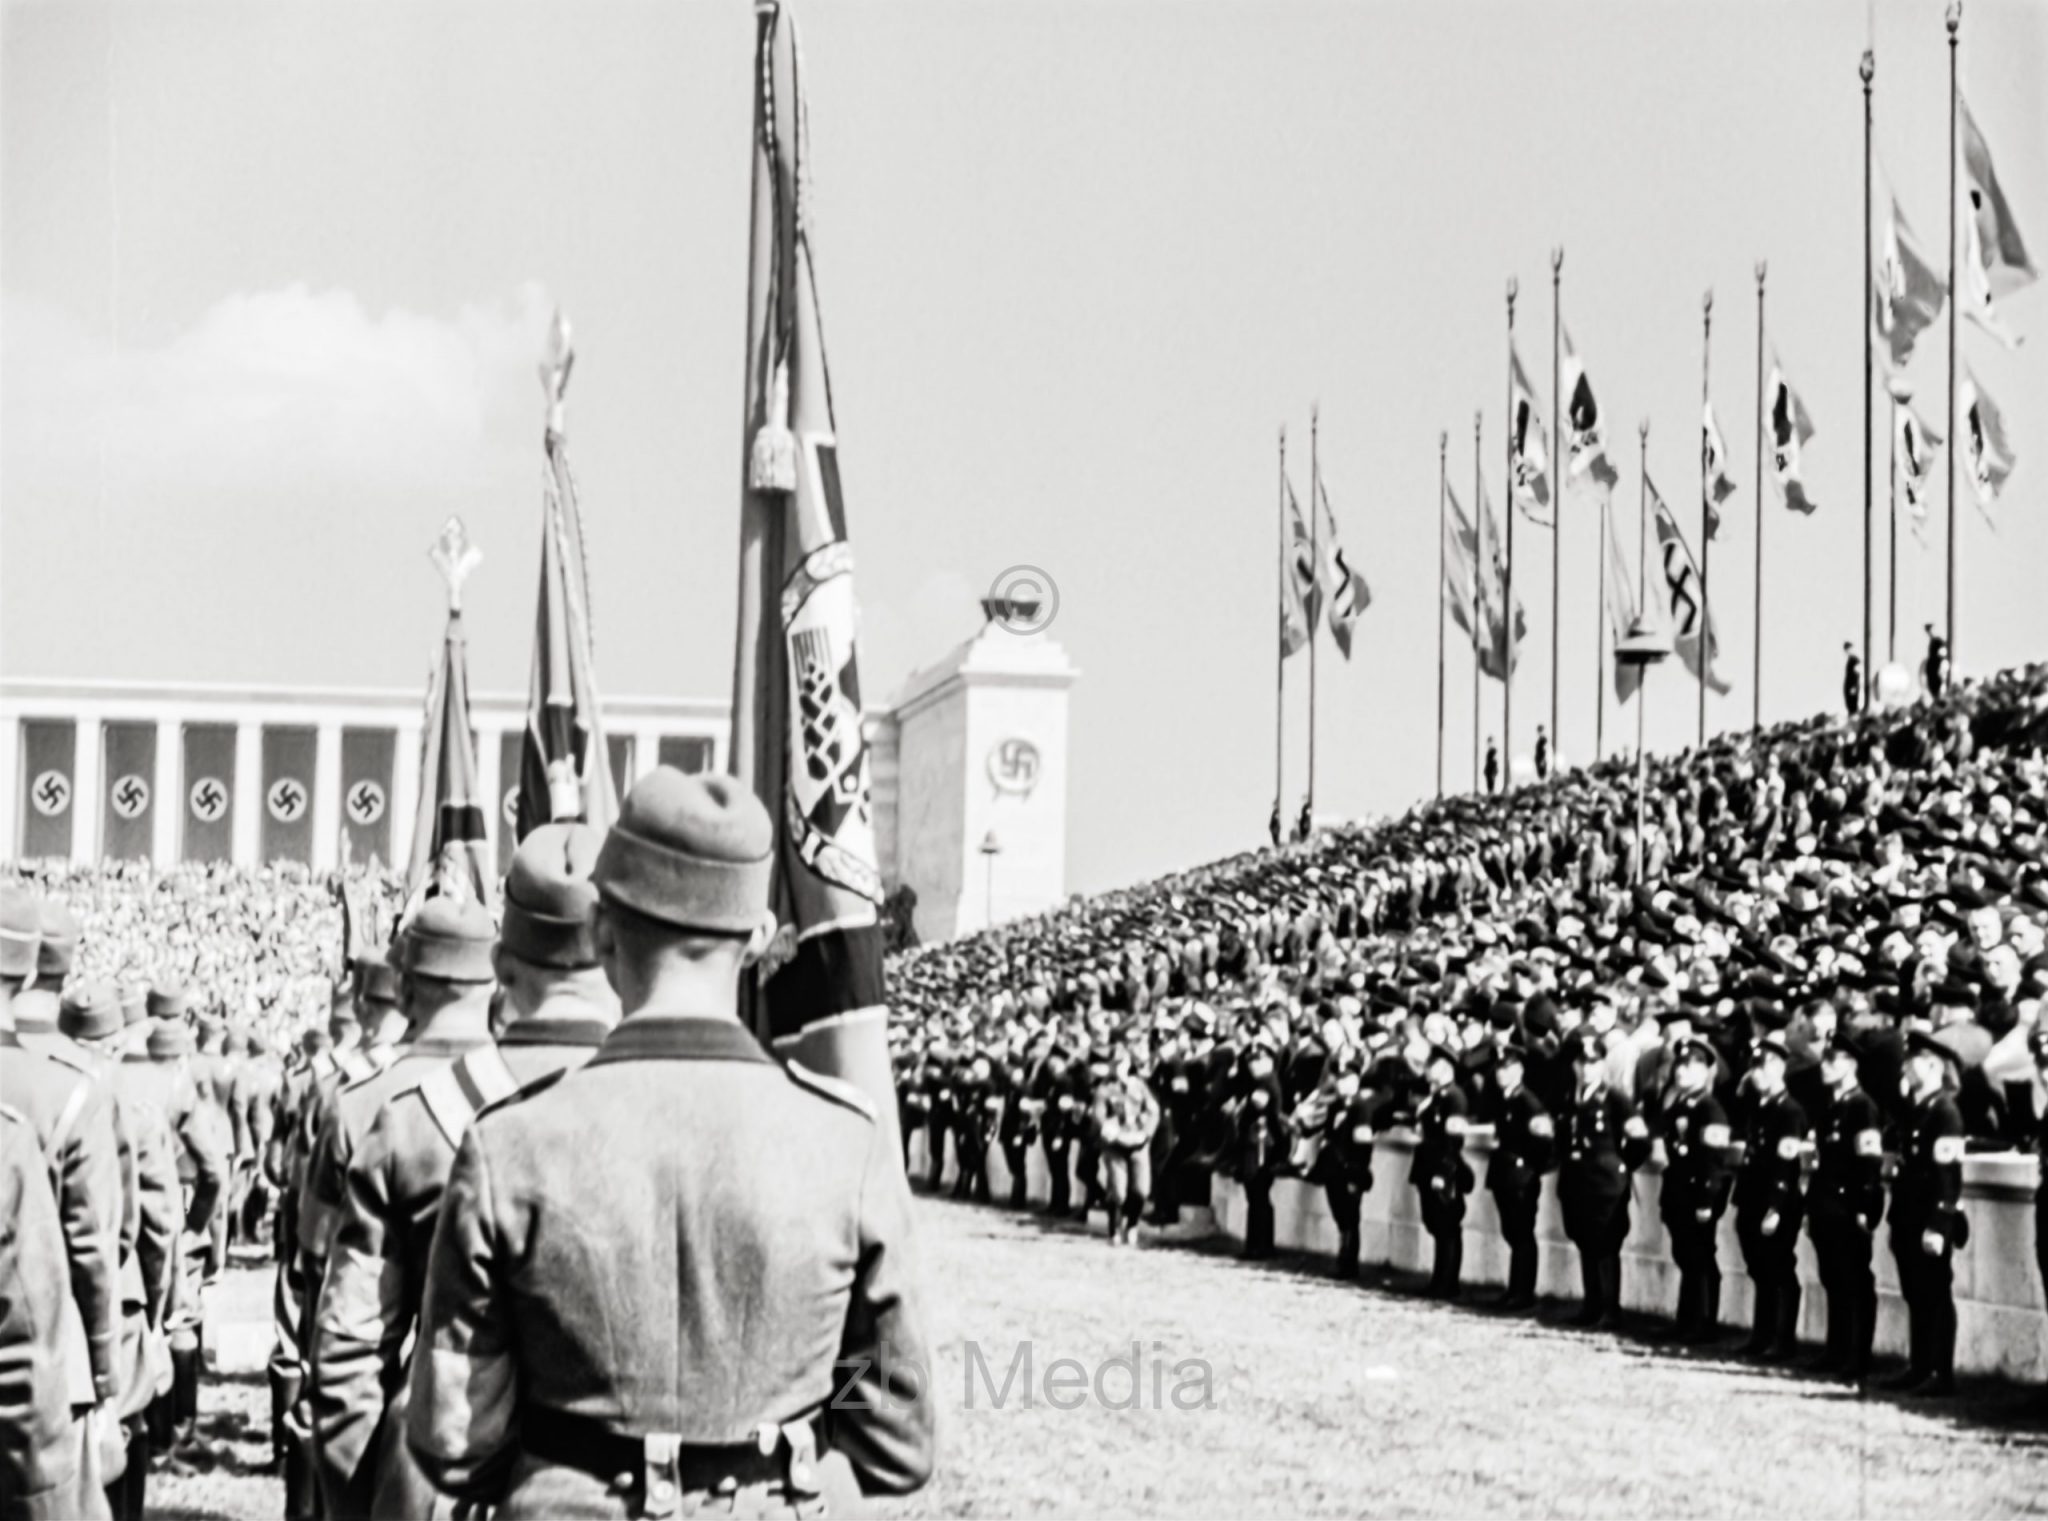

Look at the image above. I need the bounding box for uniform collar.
[500,1017,611,1049]
[587,1014,774,1068]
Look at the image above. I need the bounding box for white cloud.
[2,282,553,504]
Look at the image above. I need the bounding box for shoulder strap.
[418,1046,521,1152]
[786,1059,877,1121]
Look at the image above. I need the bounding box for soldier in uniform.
[1,885,109,1521]
[1652,1037,1734,1345]
[1485,1041,1552,1312]
[1842,641,1863,716]
[407,769,935,1516]
[63,984,179,1521]
[995,1048,1039,1210]
[920,1046,955,1193]
[1806,1039,1886,1381]
[2031,1027,2048,1333]
[0,888,124,1470]
[1231,1041,1289,1261]
[10,901,79,1057]
[1555,1027,1652,1328]
[1734,1032,1811,1361]
[1879,1031,1969,1396]
[1409,1046,1473,1300]
[1313,1054,1377,1281]
[950,1051,996,1205]
[1090,1040,1161,1246]
[1038,1047,1080,1217]
[314,824,618,1520]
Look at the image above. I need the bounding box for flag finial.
[1859,49,1874,85]
[430,516,482,613]
[541,309,574,438]
[1945,1,1961,38]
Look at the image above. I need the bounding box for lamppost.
[979,829,1003,930]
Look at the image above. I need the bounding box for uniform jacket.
[315,1018,606,1521]
[0,1104,102,1521]
[1810,1084,1886,1226]
[1555,1079,1651,1211]
[1317,1093,1378,1188]
[405,1014,934,1514]
[1089,1074,1160,1154]
[1888,1089,1967,1241]
[1657,1089,1735,1219]
[1735,1089,1810,1221]
[0,1031,121,1406]
[1485,1084,1554,1197]
[1407,1084,1472,1193]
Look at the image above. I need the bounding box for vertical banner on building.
[101,722,158,862]
[497,731,524,875]
[18,720,78,859]
[607,735,633,800]
[181,723,237,864]
[657,735,713,775]
[259,726,317,865]
[339,728,396,866]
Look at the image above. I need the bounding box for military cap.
[146,1020,196,1059]
[501,821,606,968]
[1905,1028,1961,1072]
[399,898,497,984]
[119,986,149,1027]
[0,883,39,979]
[147,984,192,1019]
[1494,1039,1528,1066]
[1930,978,1978,1011]
[593,769,772,934]
[1563,1027,1604,1063]
[1819,1038,1862,1071]
[1424,1043,1458,1071]
[34,901,80,980]
[1753,1032,1792,1065]
[1672,1035,1716,1068]
[59,983,124,1042]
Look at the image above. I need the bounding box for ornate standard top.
[541,308,574,439]
[430,516,483,613]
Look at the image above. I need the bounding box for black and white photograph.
[1,1,2045,1517]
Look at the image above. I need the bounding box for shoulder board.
[475,1065,574,1126]
[43,1044,94,1078]
[786,1060,877,1122]
[416,1047,522,1153]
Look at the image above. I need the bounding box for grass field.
[157,1197,2048,1519]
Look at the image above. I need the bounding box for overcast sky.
[3,0,2044,895]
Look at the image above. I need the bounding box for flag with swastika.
[1649,475,1729,695]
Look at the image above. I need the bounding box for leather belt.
[522,1407,829,1517]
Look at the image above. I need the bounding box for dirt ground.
[155,1197,2048,1519]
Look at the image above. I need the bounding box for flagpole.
[1437,428,1448,799]
[1473,411,1483,793]
[1636,418,1650,873]
[1888,393,1898,663]
[1595,495,1608,763]
[1752,260,1767,731]
[1307,403,1320,832]
[1862,47,1876,703]
[1504,277,1518,785]
[1700,287,1712,749]
[1945,1,1960,673]
[1276,425,1286,838]
[1550,248,1563,764]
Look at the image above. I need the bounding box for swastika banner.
[496,730,523,874]
[101,722,157,861]
[260,725,316,865]
[17,719,77,859]
[181,723,237,864]
[340,728,395,866]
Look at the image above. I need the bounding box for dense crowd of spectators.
[10,859,406,1044]
[888,661,2048,1194]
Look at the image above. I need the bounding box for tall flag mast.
[1503,277,1518,781]
[730,0,893,1131]
[1549,248,1563,766]
[1699,288,1712,748]
[1752,261,1767,732]
[1436,430,1448,799]
[1274,426,1286,845]
[1945,2,1960,670]
[515,310,616,844]
[405,518,492,914]
[1861,47,1876,707]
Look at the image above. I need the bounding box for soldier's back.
[410,1014,933,1518]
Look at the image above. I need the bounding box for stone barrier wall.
[906,1127,2046,1383]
